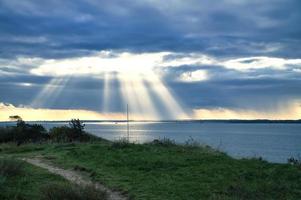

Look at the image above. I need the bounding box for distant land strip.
[1,119,301,124]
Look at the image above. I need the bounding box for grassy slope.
[1,142,301,200]
[0,158,69,200]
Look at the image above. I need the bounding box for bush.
[184,137,201,148]
[49,126,74,142]
[110,138,131,149]
[0,120,48,144]
[69,119,85,136]
[148,138,176,147]
[40,183,107,200]
[49,126,97,143]
[49,119,87,142]
[0,127,14,143]
[0,158,24,177]
[288,157,301,168]
[0,119,100,144]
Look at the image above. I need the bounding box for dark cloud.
[163,64,301,111]
[1,0,301,117]
[0,0,300,59]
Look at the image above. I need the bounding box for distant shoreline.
[1,119,301,124]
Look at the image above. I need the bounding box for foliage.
[49,126,74,142]
[9,115,22,121]
[0,119,97,144]
[69,119,85,135]
[49,119,95,142]
[0,120,48,144]
[0,127,13,143]
[184,136,202,148]
[147,137,176,147]
[110,138,132,149]
[288,156,301,168]
[49,124,97,142]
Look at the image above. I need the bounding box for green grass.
[1,141,301,200]
[40,182,107,200]
[0,158,69,200]
[0,156,107,200]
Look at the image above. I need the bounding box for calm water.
[1,121,300,163]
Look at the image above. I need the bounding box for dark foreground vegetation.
[0,119,99,144]
[0,120,301,199]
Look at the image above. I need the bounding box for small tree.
[9,115,22,121]
[69,119,85,137]
[16,119,26,128]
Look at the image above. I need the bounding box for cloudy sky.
[1,0,301,121]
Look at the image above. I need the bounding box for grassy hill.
[1,139,300,200]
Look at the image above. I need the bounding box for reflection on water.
[1,121,300,163]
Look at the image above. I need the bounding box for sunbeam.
[144,72,190,119]
[29,51,191,120]
[129,76,160,119]
[118,73,160,120]
[118,73,144,119]
[30,76,71,108]
[102,72,112,112]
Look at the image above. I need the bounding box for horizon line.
[1,119,301,123]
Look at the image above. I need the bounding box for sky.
[0,0,301,121]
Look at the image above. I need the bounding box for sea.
[1,121,300,163]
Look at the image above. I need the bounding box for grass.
[0,158,24,177]
[1,140,301,200]
[0,157,69,200]
[0,157,107,200]
[40,183,107,200]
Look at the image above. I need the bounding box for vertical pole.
[127,104,130,141]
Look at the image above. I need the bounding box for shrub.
[0,158,24,177]
[0,127,14,143]
[288,156,301,168]
[110,138,131,149]
[40,183,107,200]
[27,124,49,141]
[49,125,97,143]
[148,138,176,147]
[49,126,74,142]
[69,119,85,136]
[9,115,22,121]
[0,120,48,144]
[1,119,99,144]
[184,137,201,148]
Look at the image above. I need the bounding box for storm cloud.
[0,0,301,58]
[0,0,301,119]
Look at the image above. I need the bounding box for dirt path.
[23,158,127,200]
